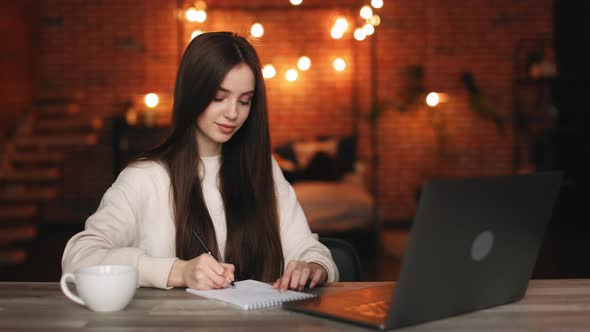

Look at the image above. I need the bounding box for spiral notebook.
[186,279,316,310]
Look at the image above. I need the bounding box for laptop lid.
[284,172,562,330]
[386,171,562,329]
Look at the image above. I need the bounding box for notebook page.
[186,279,316,310]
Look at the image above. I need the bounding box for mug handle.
[60,273,86,306]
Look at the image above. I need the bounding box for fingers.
[278,261,298,292]
[309,268,323,289]
[185,254,233,290]
[221,263,235,284]
[274,261,326,292]
[297,267,312,292]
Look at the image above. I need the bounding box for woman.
[62,32,338,291]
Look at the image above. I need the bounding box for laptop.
[284,172,562,330]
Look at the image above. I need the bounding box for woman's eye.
[213,96,225,102]
[239,99,252,106]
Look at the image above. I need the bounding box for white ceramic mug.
[60,265,138,312]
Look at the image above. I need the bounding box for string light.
[194,10,207,23]
[250,23,264,38]
[185,8,199,22]
[297,56,311,71]
[353,28,366,41]
[369,14,381,26]
[426,92,439,107]
[145,93,159,108]
[360,5,373,19]
[179,2,386,76]
[331,26,344,39]
[262,64,276,79]
[426,92,450,107]
[362,23,375,36]
[331,17,348,39]
[285,69,298,81]
[333,58,346,71]
[371,0,383,9]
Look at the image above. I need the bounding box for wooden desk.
[1,280,589,331]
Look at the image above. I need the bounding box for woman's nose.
[223,102,238,120]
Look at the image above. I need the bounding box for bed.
[273,135,375,235]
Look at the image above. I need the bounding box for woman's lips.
[216,123,236,134]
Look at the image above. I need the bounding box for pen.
[192,229,236,288]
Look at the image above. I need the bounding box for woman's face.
[195,63,255,157]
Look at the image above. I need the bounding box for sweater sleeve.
[61,165,177,289]
[272,157,339,282]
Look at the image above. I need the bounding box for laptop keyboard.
[343,300,389,319]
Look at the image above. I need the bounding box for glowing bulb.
[334,18,348,31]
[297,56,311,71]
[371,0,383,9]
[362,23,375,36]
[191,30,203,39]
[369,15,381,26]
[426,92,440,107]
[354,28,366,41]
[145,93,159,108]
[331,26,344,39]
[290,0,303,5]
[250,23,264,38]
[333,58,346,71]
[285,69,298,82]
[360,5,373,19]
[194,10,207,23]
[262,64,276,79]
[185,8,198,22]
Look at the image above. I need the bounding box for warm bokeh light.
[250,23,264,38]
[334,18,348,31]
[371,0,384,9]
[191,30,203,39]
[354,28,366,41]
[185,8,199,22]
[330,26,344,39]
[145,93,159,108]
[297,56,311,71]
[262,64,276,79]
[333,58,346,71]
[426,92,440,107]
[331,18,348,39]
[360,5,373,19]
[290,0,303,5]
[362,23,375,36]
[369,14,381,26]
[194,10,207,23]
[285,69,298,81]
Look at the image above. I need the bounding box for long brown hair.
[136,32,283,281]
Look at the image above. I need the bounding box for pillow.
[273,153,297,172]
[273,143,300,183]
[293,138,339,170]
[274,142,298,165]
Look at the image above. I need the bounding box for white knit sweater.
[61,156,338,288]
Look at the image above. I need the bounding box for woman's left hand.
[272,261,327,292]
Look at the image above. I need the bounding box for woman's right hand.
[167,254,235,289]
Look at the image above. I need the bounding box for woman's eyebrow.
[218,87,255,96]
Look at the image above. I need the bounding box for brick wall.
[32,0,553,221]
[0,0,38,142]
